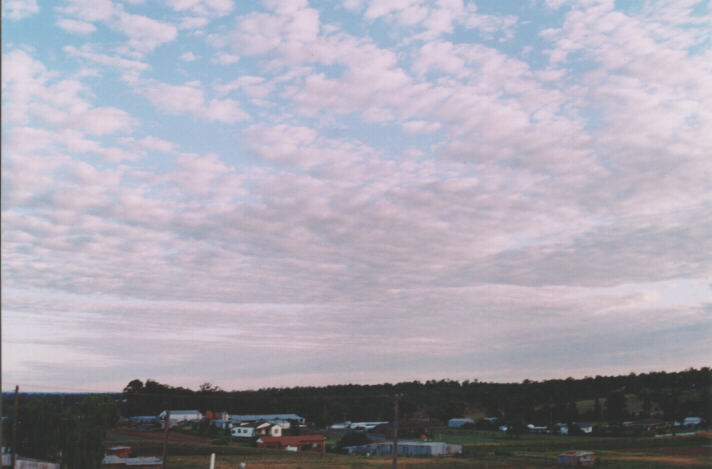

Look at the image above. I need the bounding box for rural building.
[231,425,255,438]
[527,424,550,433]
[159,410,203,426]
[557,451,597,466]
[344,441,462,457]
[349,421,389,431]
[128,416,160,425]
[255,422,282,437]
[627,419,665,431]
[447,418,474,428]
[231,422,282,438]
[106,446,132,458]
[102,455,162,469]
[683,416,702,427]
[330,421,389,432]
[2,459,60,469]
[204,411,229,421]
[230,414,305,426]
[256,435,326,453]
[574,422,593,433]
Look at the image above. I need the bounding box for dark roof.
[258,435,325,444]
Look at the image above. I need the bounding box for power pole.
[162,409,170,469]
[12,385,19,469]
[392,394,399,469]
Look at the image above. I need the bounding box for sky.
[1,0,711,393]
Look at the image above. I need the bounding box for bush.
[336,431,371,450]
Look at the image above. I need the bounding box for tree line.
[120,368,711,427]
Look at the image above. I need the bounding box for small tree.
[336,432,371,451]
[605,392,626,422]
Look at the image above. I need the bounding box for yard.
[105,426,711,468]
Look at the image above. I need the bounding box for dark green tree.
[605,392,626,422]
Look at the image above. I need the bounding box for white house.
[229,414,305,426]
[448,418,474,428]
[683,417,702,427]
[159,410,203,427]
[255,422,282,437]
[231,422,282,438]
[349,421,389,431]
[231,426,255,438]
[573,422,593,434]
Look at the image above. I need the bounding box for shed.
[231,425,255,438]
[256,435,325,453]
[683,417,702,427]
[574,422,593,433]
[345,441,462,457]
[230,414,305,425]
[159,410,202,422]
[447,418,474,428]
[102,456,162,469]
[107,446,132,458]
[557,451,597,466]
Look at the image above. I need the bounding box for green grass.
[108,425,710,468]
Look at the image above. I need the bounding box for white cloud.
[3,0,39,19]
[64,45,149,70]
[166,0,233,17]
[179,16,210,30]
[180,51,197,61]
[57,18,97,34]
[57,0,116,22]
[138,136,177,152]
[400,120,441,134]
[2,50,135,135]
[114,11,178,52]
[212,52,240,65]
[242,124,374,168]
[3,1,711,390]
[144,81,249,123]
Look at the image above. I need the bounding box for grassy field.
[106,427,711,469]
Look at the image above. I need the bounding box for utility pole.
[12,385,19,469]
[392,394,400,469]
[162,409,170,469]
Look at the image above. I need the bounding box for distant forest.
[116,368,711,426]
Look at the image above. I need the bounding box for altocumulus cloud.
[2,0,711,392]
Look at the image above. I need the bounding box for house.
[255,422,282,437]
[159,410,203,426]
[102,456,162,469]
[554,423,568,435]
[229,414,305,426]
[128,416,160,426]
[256,435,326,453]
[231,425,255,438]
[683,417,702,427]
[231,422,282,438]
[344,441,462,457]
[447,418,474,428]
[330,421,351,431]
[557,451,597,466]
[629,419,665,431]
[573,422,593,433]
[106,446,132,458]
[2,458,60,469]
[527,424,550,434]
[349,421,389,431]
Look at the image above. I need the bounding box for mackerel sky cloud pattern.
[2,0,711,392]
